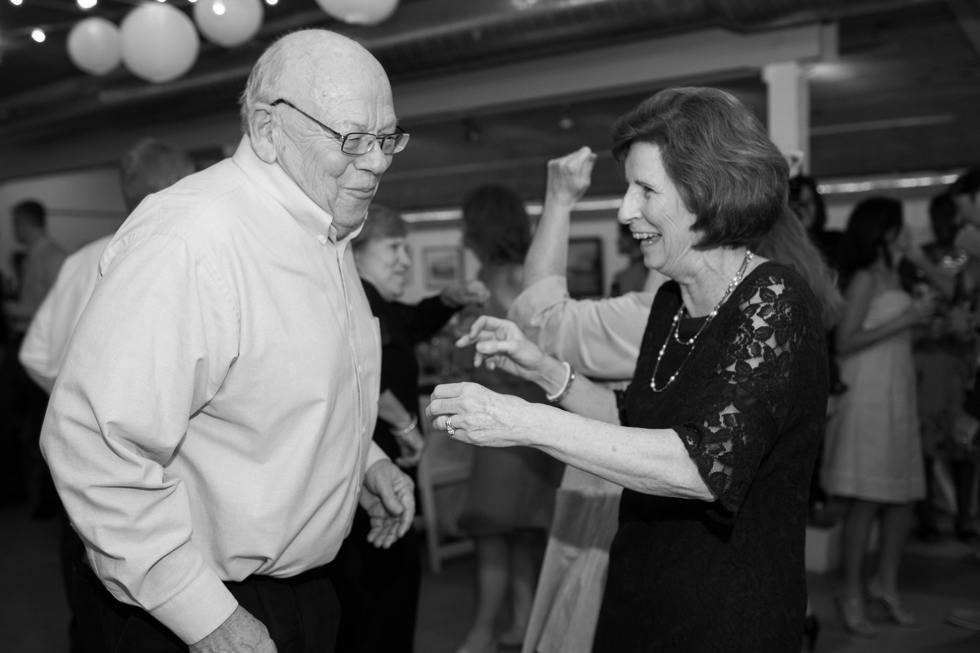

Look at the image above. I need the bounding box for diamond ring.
[446,415,455,436]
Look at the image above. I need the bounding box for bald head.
[240,30,390,135]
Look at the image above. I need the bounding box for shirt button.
[316,234,327,245]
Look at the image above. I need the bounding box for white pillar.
[763,61,809,173]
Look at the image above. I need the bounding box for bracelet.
[390,414,418,437]
[546,361,576,404]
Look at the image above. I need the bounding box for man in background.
[19,139,194,653]
[20,139,195,393]
[0,199,65,516]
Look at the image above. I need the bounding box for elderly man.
[40,30,414,653]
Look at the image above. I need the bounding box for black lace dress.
[592,262,828,653]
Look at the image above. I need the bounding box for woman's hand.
[456,315,562,388]
[426,382,540,448]
[393,425,425,468]
[441,280,491,308]
[546,147,597,208]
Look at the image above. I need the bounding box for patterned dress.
[593,262,828,653]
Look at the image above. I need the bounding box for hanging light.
[315,0,400,26]
[194,0,262,48]
[31,28,46,43]
[266,0,277,5]
[10,0,24,6]
[77,0,98,9]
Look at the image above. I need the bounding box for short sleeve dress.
[592,262,828,653]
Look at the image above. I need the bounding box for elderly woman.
[427,87,828,652]
[330,204,488,653]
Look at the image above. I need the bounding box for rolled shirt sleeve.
[507,275,654,381]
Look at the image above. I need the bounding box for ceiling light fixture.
[213,0,226,15]
[77,0,98,9]
[10,0,24,6]
[31,28,46,43]
[266,0,278,5]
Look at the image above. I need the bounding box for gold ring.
[446,415,455,436]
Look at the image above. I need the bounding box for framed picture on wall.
[423,246,463,289]
[567,237,604,299]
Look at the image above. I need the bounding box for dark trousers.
[329,509,422,653]
[0,332,54,509]
[72,547,340,653]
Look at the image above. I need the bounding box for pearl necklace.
[650,250,754,393]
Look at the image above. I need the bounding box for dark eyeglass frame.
[271,99,409,156]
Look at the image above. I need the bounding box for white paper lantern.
[120,3,200,84]
[194,0,263,48]
[315,0,399,26]
[67,17,121,76]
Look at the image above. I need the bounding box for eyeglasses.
[271,99,410,156]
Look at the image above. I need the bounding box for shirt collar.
[232,135,363,248]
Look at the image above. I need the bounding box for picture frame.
[566,237,604,299]
[423,246,463,289]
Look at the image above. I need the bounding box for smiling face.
[262,32,398,239]
[354,236,411,301]
[618,142,700,281]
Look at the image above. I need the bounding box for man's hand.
[360,459,415,549]
[189,605,276,653]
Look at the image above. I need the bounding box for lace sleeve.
[675,276,819,517]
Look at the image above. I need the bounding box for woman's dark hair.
[838,196,903,288]
[788,174,828,233]
[461,184,532,266]
[352,204,407,251]
[928,192,959,245]
[610,86,787,250]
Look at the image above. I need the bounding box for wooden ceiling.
[1,0,979,210]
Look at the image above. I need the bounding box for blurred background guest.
[823,196,933,637]
[901,192,980,545]
[330,204,488,653]
[453,184,565,653]
[0,199,65,518]
[17,137,195,653]
[789,173,842,269]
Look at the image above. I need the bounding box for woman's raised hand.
[456,315,552,382]
[546,146,597,207]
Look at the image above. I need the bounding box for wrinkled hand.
[360,460,415,549]
[393,426,425,468]
[189,605,276,653]
[426,382,537,448]
[442,280,491,308]
[546,146,597,207]
[455,315,553,382]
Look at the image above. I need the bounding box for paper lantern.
[120,3,200,84]
[194,0,263,48]
[67,17,121,76]
[315,0,399,26]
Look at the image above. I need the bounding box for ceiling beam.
[393,24,835,123]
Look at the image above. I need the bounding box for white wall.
[0,166,126,279]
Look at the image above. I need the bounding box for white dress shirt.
[507,275,654,381]
[19,235,111,393]
[40,136,387,645]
